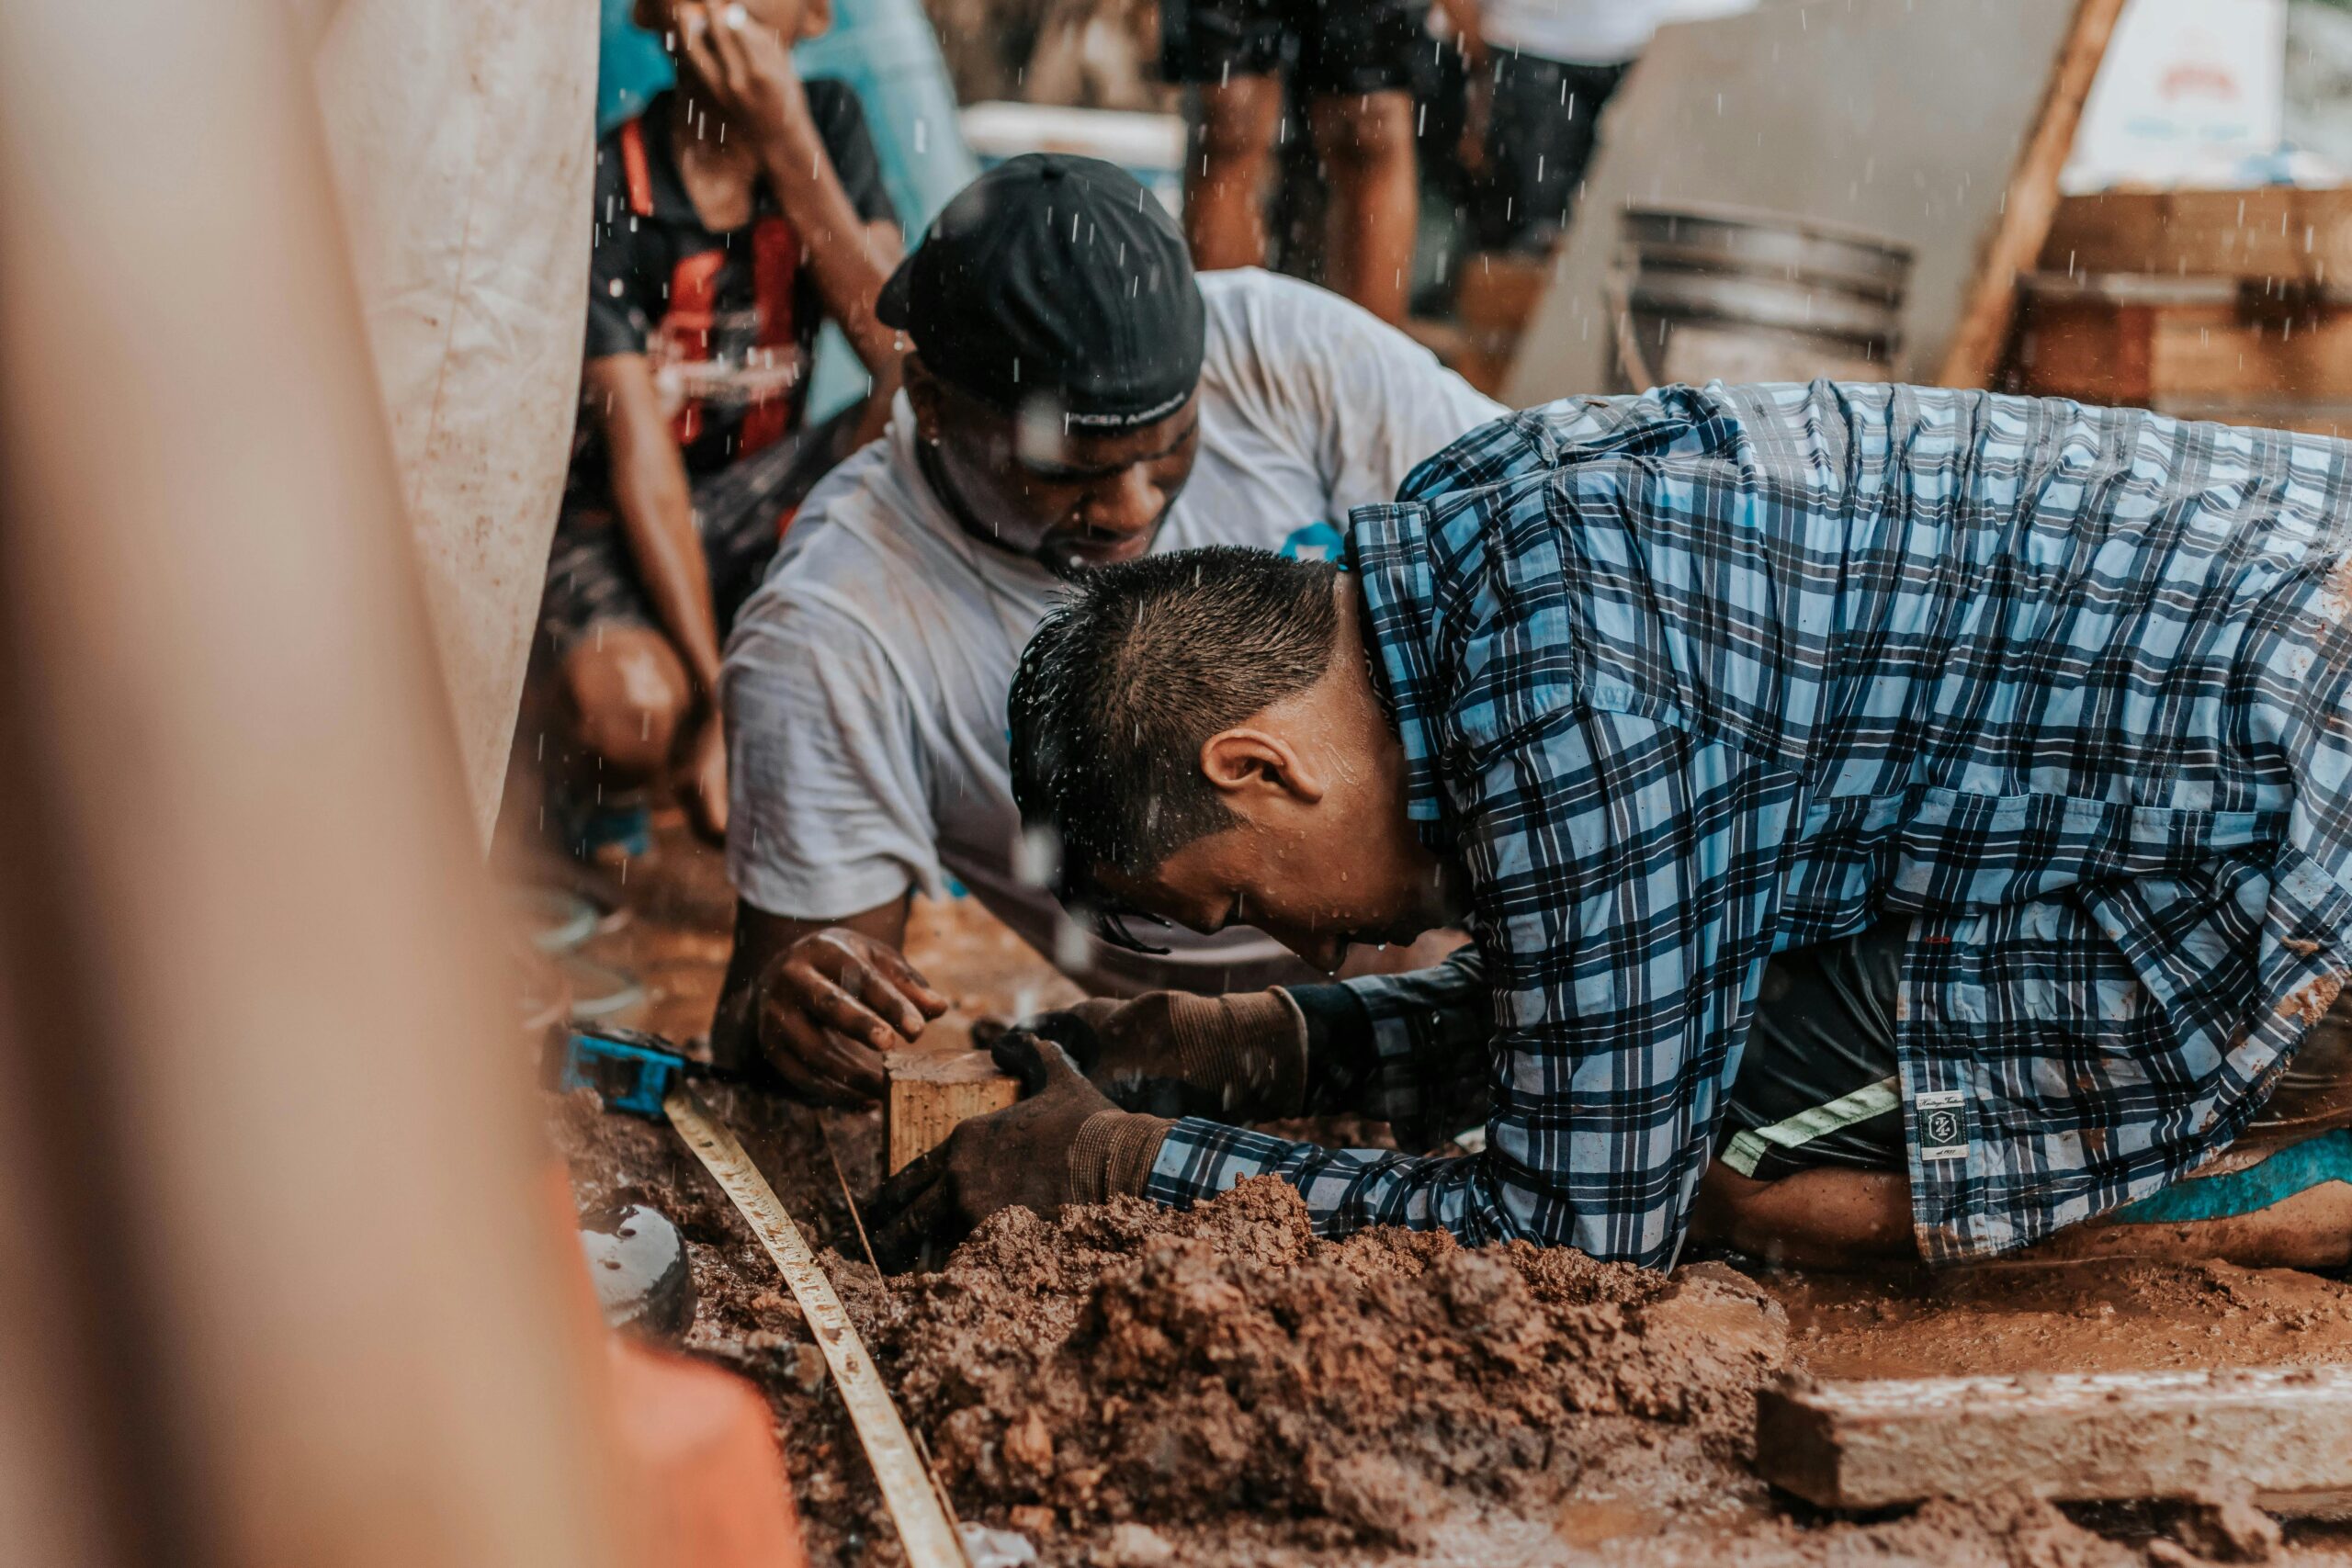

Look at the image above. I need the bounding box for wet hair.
[1008,547,1341,949]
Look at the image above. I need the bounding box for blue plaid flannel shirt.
[1144,382,2352,1268]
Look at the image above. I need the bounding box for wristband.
[1168,988,1309,1118]
[1068,1110,1174,1205]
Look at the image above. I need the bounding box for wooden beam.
[2042,188,2352,282]
[1758,1368,2352,1514]
[2008,272,2352,430]
[885,1051,1019,1174]
[1936,0,2129,389]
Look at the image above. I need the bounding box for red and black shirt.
[580,83,894,484]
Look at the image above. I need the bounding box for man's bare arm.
[589,354,725,698]
[709,895,948,1103]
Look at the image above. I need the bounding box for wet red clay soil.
[533,825,2352,1566]
[1772,1257,2352,1381]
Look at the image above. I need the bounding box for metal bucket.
[1610,205,1914,391]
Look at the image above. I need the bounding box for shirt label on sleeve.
[1916,1089,1970,1163]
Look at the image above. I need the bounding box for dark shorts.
[1471,51,1627,254]
[538,405,858,655]
[1159,0,1420,96]
[1719,920,1907,1180]
[1718,917,2352,1183]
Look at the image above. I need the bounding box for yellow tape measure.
[664,1086,967,1568]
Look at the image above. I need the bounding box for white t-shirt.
[722,268,1502,997]
[1479,0,1750,63]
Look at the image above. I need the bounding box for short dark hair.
[1009,547,1340,945]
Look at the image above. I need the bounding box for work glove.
[975,987,1308,1122]
[865,1029,1171,1273]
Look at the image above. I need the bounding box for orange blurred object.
[543,1165,809,1568]
[606,1339,811,1568]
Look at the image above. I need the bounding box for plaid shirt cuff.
[1146,1117,1521,1240]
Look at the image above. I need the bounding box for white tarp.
[311,0,596,841]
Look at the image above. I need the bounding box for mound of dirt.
[856,1176,1790,1550]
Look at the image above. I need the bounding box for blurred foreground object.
[606,1340,813,1568]
[0,0,627,1562]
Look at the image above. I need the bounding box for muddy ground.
[532,821,2352,1566]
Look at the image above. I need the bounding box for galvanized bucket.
[1609,204,1914,390]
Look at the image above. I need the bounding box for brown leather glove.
[981,988,1308,1122]
[865,1029,1171,1272]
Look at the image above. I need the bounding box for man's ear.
[904,355,942,444]
[1199,728,1325,807]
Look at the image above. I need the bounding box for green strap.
[1722,1074,1902,1178]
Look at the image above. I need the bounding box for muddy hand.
[865,1031,1139,1272]
[755,928,949,1106]
[674,2,809,141]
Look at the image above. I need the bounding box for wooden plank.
[2012,294,2156,404]
[885,1051,1019,1175]
[2154,310,2352,402]
[1757,1368,2352,1514]
[2042,188,2352,281]
[2011,275,2352,406]
[1936,0,2130,389]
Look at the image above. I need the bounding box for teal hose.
[2109,1130,2352,1224]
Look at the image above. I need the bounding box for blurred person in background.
[1162,0,1423,323]
[1435,0,1751,388]
[534,0,902,858]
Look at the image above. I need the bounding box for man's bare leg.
[1184,76,1285,274]
[1699,1156,2352,1272]
[1307,88,1417,324]
[1694,1163,1915,1270]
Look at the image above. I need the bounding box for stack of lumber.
[2008,188,2352,436]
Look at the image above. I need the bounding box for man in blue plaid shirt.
[865,382,2352,1273]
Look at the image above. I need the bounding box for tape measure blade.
[663,1087,967,1568]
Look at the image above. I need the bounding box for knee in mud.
[561,629,689,778]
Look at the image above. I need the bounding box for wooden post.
[1936,0,2129,389]
[885,1052,1021,1174]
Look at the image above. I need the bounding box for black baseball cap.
[876,153,1205,430]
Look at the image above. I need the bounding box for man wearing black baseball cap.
[708,153,1501,1099]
